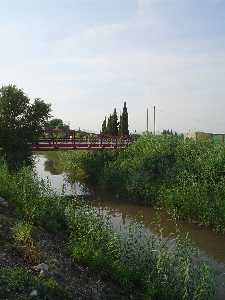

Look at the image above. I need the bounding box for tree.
[0,85,51,170]
[118,114,122,135]
[47,118,64,129]
[120,101,129,136]
[101,117,107,134]
[100,102,129,136]
[107,114,113,135]
[111,108,118,136]
[46,118,70,138]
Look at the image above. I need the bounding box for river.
[34,153,225,299]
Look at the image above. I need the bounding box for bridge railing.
[35,136,132,145]
[32,135,132,150]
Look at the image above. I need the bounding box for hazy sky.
[0,0,225,133]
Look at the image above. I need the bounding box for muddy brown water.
[34,153,225,299]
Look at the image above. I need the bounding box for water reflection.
[44,159,62,175]
[91,198,225,264]
[34,154,85,196]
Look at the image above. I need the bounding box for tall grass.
[0,160,67,231]
[65,202,215,299]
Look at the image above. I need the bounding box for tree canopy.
[46,118,70,138]
[47,118,64,129]
[0,85,51,170]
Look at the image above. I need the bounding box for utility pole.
[146,108,149,133]
[153,105,156,135]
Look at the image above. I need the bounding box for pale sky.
[0,0,225,133]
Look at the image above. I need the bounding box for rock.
[0,196,8,207]
[30,289,38,297]
[32,263,49,275]
[77,266,88,272]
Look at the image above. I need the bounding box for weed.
[0,266,71,299]
[12,221,40,264]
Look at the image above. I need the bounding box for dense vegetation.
[62,135,225,233]
[0,85,51,170]
[0,160,215,299]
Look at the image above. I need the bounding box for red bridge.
[32,137,132,151]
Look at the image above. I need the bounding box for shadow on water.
[44,159,62,175]
[34,153,225,299]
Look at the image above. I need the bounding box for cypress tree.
[111,108,118,136]
[121,101,129,136]
[107,114,112,135]
[118,114,122,135]
[101,117,107,134]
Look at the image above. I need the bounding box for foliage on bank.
[66,201,214,300]
[0,159,215,299]
[62,135,225,232]
[0,161,67,231]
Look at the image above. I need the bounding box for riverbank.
[0,162,142,299]
[0,160,215,299]
[0,202,135,299]
[60,135,225,233]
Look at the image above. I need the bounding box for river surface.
[34,153,225,298]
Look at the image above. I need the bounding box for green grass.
[0,160,67,231]
[65,201,215,299]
